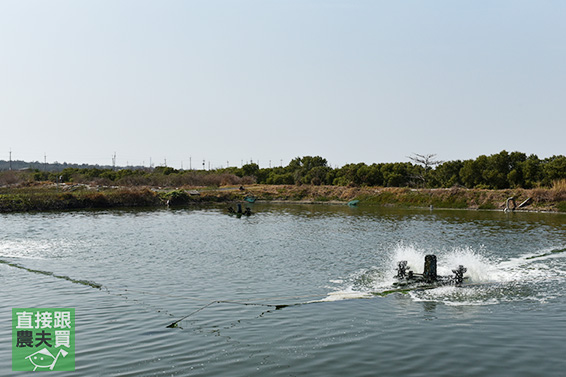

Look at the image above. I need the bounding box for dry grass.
[528,180,566,204]
[552,179,566,192]
[239,185,564,211]
[1,182,565,212]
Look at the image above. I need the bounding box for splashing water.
[386,243,496,284]
[323,243,566,306]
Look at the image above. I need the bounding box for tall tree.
[407,153,443,187]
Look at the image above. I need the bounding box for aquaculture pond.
[1,204,565,376]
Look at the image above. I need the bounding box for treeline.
[220,151,566,189]
[0,166,254,187]
[1,151,565,189]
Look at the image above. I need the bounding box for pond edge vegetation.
[1,150,565,213]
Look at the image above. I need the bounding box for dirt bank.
[1,184,565,212]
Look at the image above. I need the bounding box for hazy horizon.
[2,1,565,169]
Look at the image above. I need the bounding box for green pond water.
[1,204,565,376]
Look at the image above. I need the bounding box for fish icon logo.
[25,348,68,371]
[12,308,75,371]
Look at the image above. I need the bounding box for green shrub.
[163,189,190,205]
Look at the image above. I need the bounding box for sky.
[1,0,565,169]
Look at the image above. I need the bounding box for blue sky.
[1,0,565,169]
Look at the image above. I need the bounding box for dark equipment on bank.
[395,254,468,287]
[244,195,257,203]
[227,203,252,216]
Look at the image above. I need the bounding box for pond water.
[1,204,565,376]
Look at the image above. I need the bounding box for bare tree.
[408,153,443,187]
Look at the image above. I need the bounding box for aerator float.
[394,255,467,288]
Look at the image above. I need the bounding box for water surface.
[1,204,565,376]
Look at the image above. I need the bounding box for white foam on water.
[502,247,566,268]
[322,243,566,306]
[387,244,496,283]
[410,285,501,306]
[328,279,344,284]
[388,242,426,275]
[317,289,373,302]
[494,246,566,287]
[441,246,495,283]
[318,266,385,302]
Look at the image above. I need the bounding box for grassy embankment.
[1,182,565,213]
[0,184,255,212]
[0,185,161,212]
[242,184,566,212]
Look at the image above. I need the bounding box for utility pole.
[189,156,192,170]
[44,153,47,172]
[112,152,116,170]
[9,149,12,170]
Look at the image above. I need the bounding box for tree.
[507,151,527,188]
[432,160,464,187]
[542,155,566,185]
[288,156,329,185]
[303,166,331,185]
[407,153,443,187]
[483,151,510,189]
[460,156,487,188]
[242,163,259,178]
[523,154,542,188]
[381,163,411,187]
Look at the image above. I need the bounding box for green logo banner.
[12,308,75,371]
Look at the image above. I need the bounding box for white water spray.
[388,243,495,284]
[323,243,566,305]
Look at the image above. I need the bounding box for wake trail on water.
[321,243,566,306]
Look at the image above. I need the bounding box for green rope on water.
[0,259,103,289]
[525,247,566,260]
[164,282,490,328]
[166,301,218,328]
[165,300,292,328]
